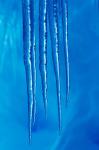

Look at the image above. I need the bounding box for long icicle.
[30,0,36,128]
[48,0,61,131]
[61,0,69,104]
[22,0,36,143]
[39,0,47,118]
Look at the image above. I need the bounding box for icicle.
[61,0,70,104]
[22,0,36,143]
[39,0,47,118]
[30,0,36,128]
[48,0,61,131]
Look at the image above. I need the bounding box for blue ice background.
[0,0,99,150]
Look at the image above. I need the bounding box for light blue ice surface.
[0,0,99,150]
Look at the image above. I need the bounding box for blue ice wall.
[0,0,99,150]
